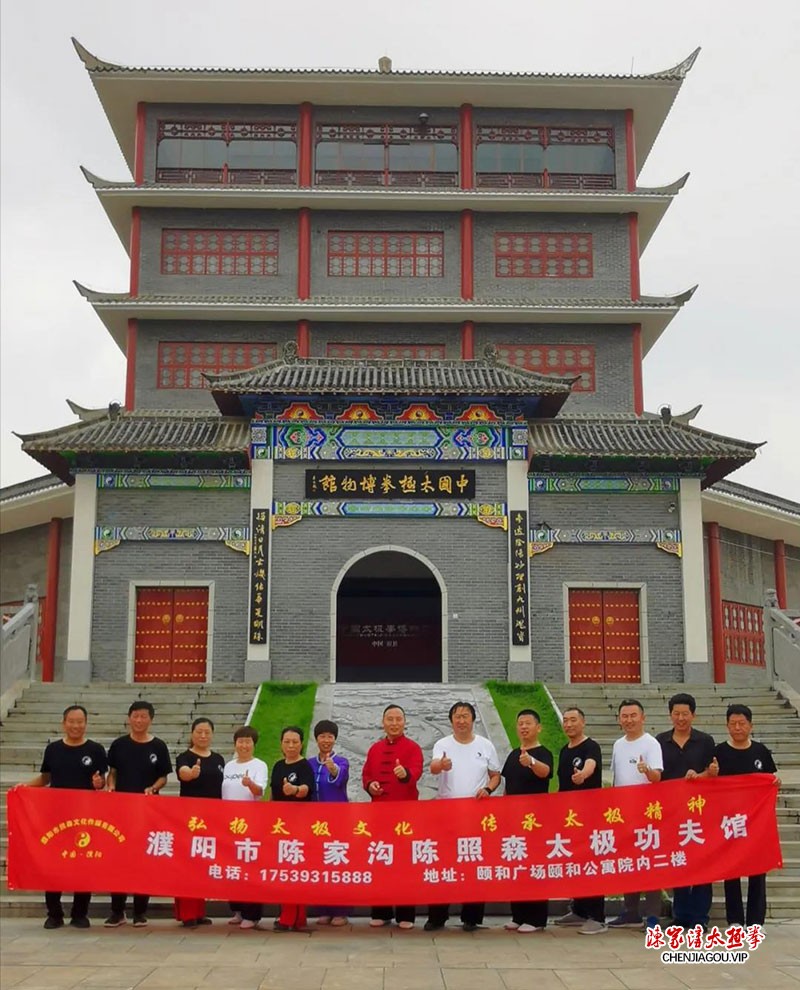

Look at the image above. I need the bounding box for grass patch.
[485,681,568,792]
[247,682,318,788]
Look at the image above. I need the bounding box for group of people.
[27,692,778,935]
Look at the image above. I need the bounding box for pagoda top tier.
[73,39,699,176]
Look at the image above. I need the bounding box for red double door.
[134,587,209,682]
[568,589,641,683]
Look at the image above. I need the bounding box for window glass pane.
[475,142,543,173]
[227,139,297,170]
[544,144,614,174]
[388,142,457,172]
[158,138,227,168]
[316,141,385,170]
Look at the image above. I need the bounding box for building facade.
[3,43,799,687]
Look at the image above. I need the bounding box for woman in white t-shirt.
[222,726,269,929]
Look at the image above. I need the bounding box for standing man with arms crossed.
[656,692,718,931]
[362,704,424,929]
[554,706,606,935]
[607,699,663,931]
[425,701,502,932]
[105,701,172,928]
[26,704,107,929]
[714,703,780,927]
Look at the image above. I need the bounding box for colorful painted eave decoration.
[271,501,507,529]
[529,475,680,494]
[528,526,682,558]
[96,472,251,490]
[94,525,250,556]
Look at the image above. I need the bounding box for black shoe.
[462,922,479,932]
[181,919,198,928]
[43,916,64,930]
[197,917,213,926]
[273,921,292,932]
[104,913,126,928]
[132,915,148,928]
[69,917,90,929]
[423,921,445,931]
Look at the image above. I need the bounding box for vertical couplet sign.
[510,510,529,646]
[249,509,268,644]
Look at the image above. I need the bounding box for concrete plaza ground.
[1,916,798,990]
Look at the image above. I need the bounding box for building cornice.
[73,38,699,177]
[82,167,688,254]
[702,484,800,545]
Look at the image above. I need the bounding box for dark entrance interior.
[336,551,442,682]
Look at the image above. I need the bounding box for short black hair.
[233,725,259,743]
[63,705,88,720]
[563,706,585,719]
[191,717,214,732]
[314,719,339,739]
[128,700,155,718]
[726,704,753,723]
[449,701,476,722]
[668,692,696,714]
[516,708,541,723]
[383,704,405,716]
[618,698,644,714]
[281,724,304,742]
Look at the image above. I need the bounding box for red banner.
[7,777,781,905]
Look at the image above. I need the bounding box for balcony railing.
[476,172,615,191]
[155,167,297,186]
[315,170,459,189]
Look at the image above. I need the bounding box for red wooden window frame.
[327,232,444,278]
[161,229,279,276]
[326,343,447,360]
[496,344,596,392]
[722,600,765,666]
[495,232,593,278]
[157,342,277,389]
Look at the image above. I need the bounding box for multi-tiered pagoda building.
[7,41,799,687]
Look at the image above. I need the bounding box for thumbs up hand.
[636,755,649,776]
[192,759,202,779]
[282,777,295,796]
[91,771,104,790]
[707,757,719,778]
[440,751,453,772]
[242,771,251,789]
[324,756,338,778]
[393,758,407,780]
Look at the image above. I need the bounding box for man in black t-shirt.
[554,707,605,935]
[501,708,553,933]
[105,700,172,928]
[656,692,717,931]
[26,704,108,929]
[714,703,780,927]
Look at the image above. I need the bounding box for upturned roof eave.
[73,39,698,177]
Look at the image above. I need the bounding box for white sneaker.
[228,913,242,925]
[504,921,520,930]
[397,921,414,930]
[517,924,544,933]
[240,919,257,930]
[316,916,332,925]
[369,918,387,927]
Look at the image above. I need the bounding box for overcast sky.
[1,0,798,499]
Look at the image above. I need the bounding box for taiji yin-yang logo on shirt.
[149,752,158,764]
[572,757,582,769]
[754,759,763,770]
[81,755,93,767]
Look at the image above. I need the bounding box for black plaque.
[249,509,269,645]
[305,468,475,500]
[510,510,530,646]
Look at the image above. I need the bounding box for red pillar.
[628,213,640,301]
[40,517,62,683]
[125,319,138,410]
[459,104,474,190]
[625,108,636,191]
[130,207,141,297]
[461,321,475,359]
[460,210,474,300]
[297,320,310,358]
[134,102,146,185]
[298,102,313,188]
[298,208,311,299]
[774,539,788,609]
[632,323,643,415]
[706,521,726,683]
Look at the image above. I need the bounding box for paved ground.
[1,916,798,989]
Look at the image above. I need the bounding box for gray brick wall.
[310,322,463,359]
[96,488,249,529]
[133,320,296,410]
[474,214,630,301]
[527,493,684,682]
[475,323,634,414]
[138,208,298,297]
[718,528,777,605]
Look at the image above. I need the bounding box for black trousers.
[672,883,713,927]
[110,893,150,916]
[724,874,767,927]
[573,895,605,923]
[428,902,484,926]
[510,900,548,927]
[230,900,262,923]
[45,891,90,920]
[371,905,415,923]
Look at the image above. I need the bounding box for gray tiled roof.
[710,480,800,517]
[206,356,575,395]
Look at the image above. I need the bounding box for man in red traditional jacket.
[362,704,424,929]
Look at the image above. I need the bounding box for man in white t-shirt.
[608,699,663,931]
[424,701,501,932]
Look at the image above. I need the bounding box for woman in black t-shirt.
[270,725,316,931]
[174,718,225,927]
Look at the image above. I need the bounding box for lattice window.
[496,344,596,392]
[722,600,765,666]
[326,343,447,359]
[161,230,279,276]
[495,233,593,278]
[157,342,277,389]
[327,232,444,278]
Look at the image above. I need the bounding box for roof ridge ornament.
[71,37,121,72]
[282,340,299,362]
[645,47,701,80]
[482,343,498,364]
[378,56,392,73]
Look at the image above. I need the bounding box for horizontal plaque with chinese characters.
[305,469,475,500]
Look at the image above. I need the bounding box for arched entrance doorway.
[334,549,444,682]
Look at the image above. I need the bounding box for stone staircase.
[0,681,254,917]
[546,683,800,920]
